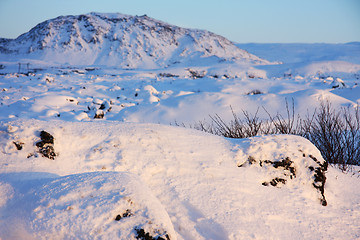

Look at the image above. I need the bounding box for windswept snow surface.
[0,120,359,240]
[0,13,360,239]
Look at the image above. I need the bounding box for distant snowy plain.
[0,13,360,240]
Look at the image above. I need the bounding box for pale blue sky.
[0,0,359,43]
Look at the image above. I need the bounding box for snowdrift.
[1,119,359,239]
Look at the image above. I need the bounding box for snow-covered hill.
[0,12,267,68]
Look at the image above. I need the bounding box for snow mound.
[1,120,329,207]
[0,171,176,240]
[235,135,328,205]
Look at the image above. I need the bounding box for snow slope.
[0,119,359,239]
[0,13,267,68]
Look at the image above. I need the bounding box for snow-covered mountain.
[0,12,267,68]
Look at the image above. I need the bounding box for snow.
[0,12,360,240]
[1,171,175,240]
[0,120,359,239]
[0,61,358,124]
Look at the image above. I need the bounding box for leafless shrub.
[208,107,265,138]
[190,100,360,168]
[304,102,360,169]
[264,99,303,135]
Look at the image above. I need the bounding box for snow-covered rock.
[235,134,328,206]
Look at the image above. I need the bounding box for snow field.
[0,61,359,125]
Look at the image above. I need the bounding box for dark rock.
[269,177,287,186]
[238,156,257,167]
[262,177,287,187]
[36,131,56,160]
[99,103,106,110]
[246,90,263,95]
[134,227,170,240]
[312,163,328,206]
[123,209,132,218]
[243,152,328,206]
[306,154,328,206]
[115,209,133,221]
[39,131,54,144]
[223,74,230,79]
[188,69,205,79]
[13,141,24,150]
[158,73,179,78]
[272,157,296,177]
[38,144,56,160]
[94,111,104,119]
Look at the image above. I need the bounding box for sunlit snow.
[0,13,359,240]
